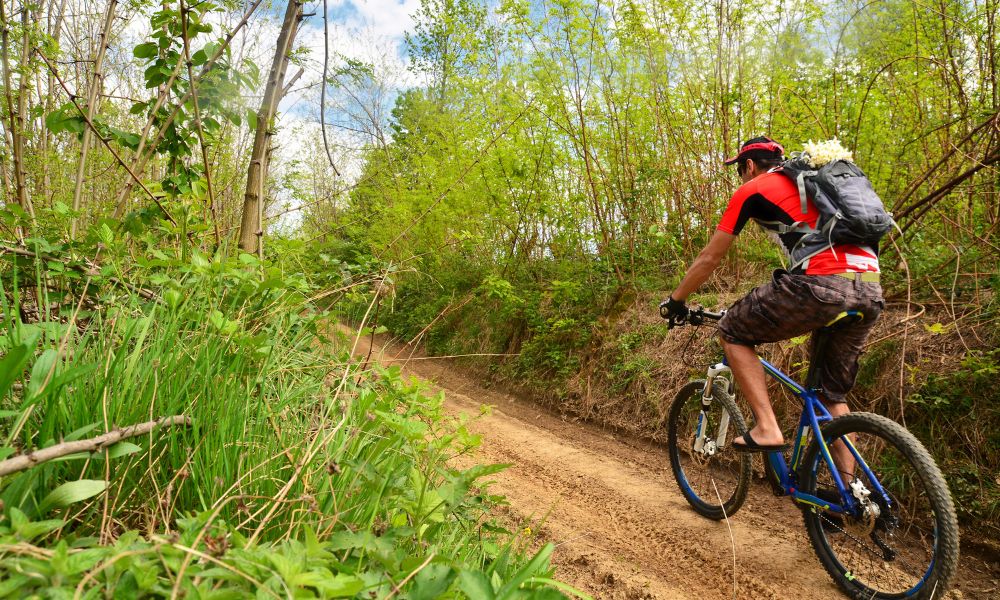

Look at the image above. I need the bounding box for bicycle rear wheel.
[667,379,751,519]
[799,412,959,600]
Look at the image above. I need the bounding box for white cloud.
[325,0,424,41]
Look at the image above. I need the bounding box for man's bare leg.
[825,401,856,482]
[722,338,785,446]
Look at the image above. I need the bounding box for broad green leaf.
[410,563,456,600]
[0,336,36,398]
[133,42,159,59]
[38,479,108,514]
[64,548,110,575]
[526,577,593,599]
[65,422,100,442]
[17,518,65,541]
[26,349,59,399]
[460,463,511,481]
[0,575,30,596]
[96,441,143,460]
[457,570,496,600]
[98,223,114,246]
[924,322,948,335]
[326,530,378,552]
[267,552,302,581]
[292,570,364,596]
[49,451,90,463]
[191,252,211,269]
[317,573,366,597]
[9,507,28,530]
[164,289,182,309]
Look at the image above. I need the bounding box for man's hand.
[659,296,689,329]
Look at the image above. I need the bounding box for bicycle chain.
[817,509,933,592]
[817,511,890,561]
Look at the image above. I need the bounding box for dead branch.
[897,151,1000,230]
[0,416,191,477]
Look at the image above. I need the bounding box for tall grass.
[0,248,579,598]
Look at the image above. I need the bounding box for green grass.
[0,249,583,598]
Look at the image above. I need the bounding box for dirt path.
[352,333,993,599]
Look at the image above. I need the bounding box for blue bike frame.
[716,355,894,516]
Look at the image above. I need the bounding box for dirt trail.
[352,333,992,599]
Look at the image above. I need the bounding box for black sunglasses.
[736,161,747,177]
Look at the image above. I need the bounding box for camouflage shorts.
[718,270,884,403]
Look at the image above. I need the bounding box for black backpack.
[779,155,896,269]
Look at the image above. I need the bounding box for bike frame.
[703,358,894,516]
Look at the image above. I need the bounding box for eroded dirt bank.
[349,331,995,599]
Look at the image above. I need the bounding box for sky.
[279,0,425,129]
[269,0,427,228]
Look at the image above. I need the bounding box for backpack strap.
[789,244,828,272]
[756,219,818,236]
[796,170,817,215]
[787,221,835,272]
[819,214,841,261]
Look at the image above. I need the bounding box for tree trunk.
[37,0,69,206]
[70,0,117,239]
[1,0,33,219]
[237,0,302,253]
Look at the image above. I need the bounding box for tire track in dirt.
[350,332,983,599]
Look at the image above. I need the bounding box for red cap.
[723,136,785,165]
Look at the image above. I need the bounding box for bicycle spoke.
[668,380,751,520]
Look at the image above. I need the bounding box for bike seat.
[820,310,864,332]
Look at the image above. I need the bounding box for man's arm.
[670,230,737,301]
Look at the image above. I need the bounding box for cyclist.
[661,136,884,470]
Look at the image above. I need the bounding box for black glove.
[659,296,688,329]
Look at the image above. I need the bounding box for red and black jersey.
[717,171,880,275]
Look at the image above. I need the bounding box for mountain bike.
[663,306,959,600]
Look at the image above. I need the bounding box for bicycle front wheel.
[800,412,959,600]
[667,379,751,519]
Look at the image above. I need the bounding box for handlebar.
[690,307,725,323]
[659,305,726,329]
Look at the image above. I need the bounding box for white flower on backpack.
[801,138,854,168]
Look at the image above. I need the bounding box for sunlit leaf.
[38,479,108,514]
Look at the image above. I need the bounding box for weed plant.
[0,244,577,598]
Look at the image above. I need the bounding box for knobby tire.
[799,412,959,600]
[667,380,751,520]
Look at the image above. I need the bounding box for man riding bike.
[661,136,884,472]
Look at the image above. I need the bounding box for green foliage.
[894,348,1000,523]
[0,512,570,598]
[0,236,577,598]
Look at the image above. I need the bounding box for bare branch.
[0,416,192,477]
